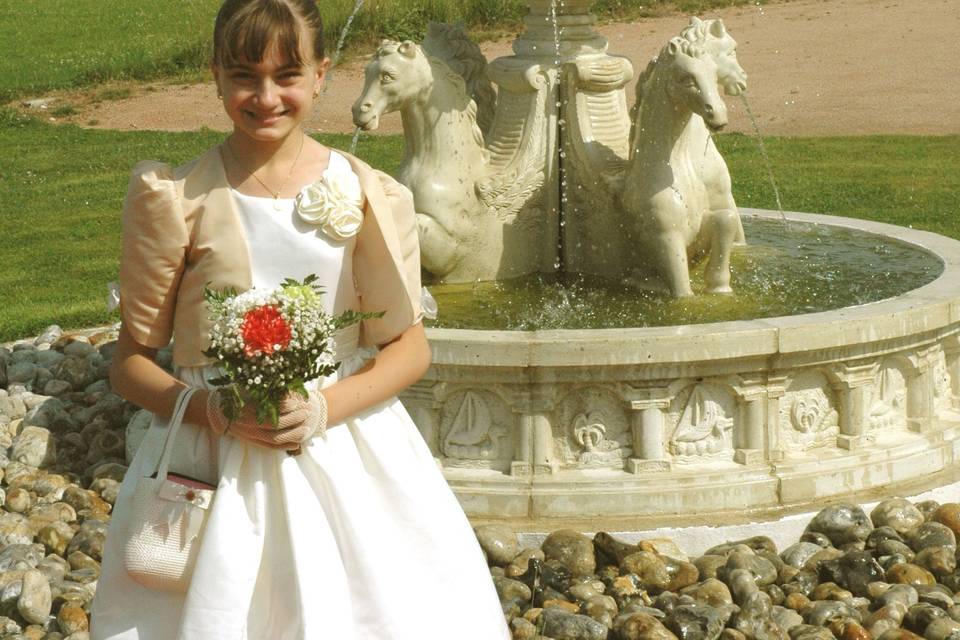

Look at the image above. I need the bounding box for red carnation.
[240,304,291,357]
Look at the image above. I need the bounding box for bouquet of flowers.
[203,274,381,427]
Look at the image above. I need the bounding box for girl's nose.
[254,80,281,107]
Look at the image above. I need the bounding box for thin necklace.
[225,133,305,210]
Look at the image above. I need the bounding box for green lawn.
[1,107,957,342]
[1,0,772,102]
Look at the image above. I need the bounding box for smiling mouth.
[245,110,288,123]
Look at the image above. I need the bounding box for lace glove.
[206,390,328,454]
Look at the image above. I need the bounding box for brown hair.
[211,0,325,69]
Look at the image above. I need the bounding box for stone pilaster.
[732,382,766,465]
[943,335,960,404]
[627,388,672,473]
[830,364,875,449]
[908,348,938,433]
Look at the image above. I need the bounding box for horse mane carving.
[375,39,487,156]
[422,22,498,136]
[630,38,708,151]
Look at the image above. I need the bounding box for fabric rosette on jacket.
[294,171,364,241]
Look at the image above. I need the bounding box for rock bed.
[3,327,960,640]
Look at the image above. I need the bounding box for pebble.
[474,524,518,566]
[805,505,874,546]
[541,606,609,640]
[542,529,597,578]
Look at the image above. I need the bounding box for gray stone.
[34,326,62,347]
[925,618,960,640]
[492,576,531,602]
[705,537,778,557]
[542,606,609,640]
[54,357,96,391]
[34,350,64,370]
[10,426,56,467]
[876,585,920,610]
[666,603,728,640]
[788,625,835,640]
[16,570,51,624]
[720,551,778,587]
[907,523,956,553]
[805,505,873,547]
[0,544,45,572]
[543,529,596,578]
[615,612,679,640]
[805,601,861,626]
[771,607,803,632]
[6,362,38,385]
[65,520,108,562]
[904,603,949,634]
[915,547,957,577]
[781,543,824,569]
[817,550,884,597]
[0,513,33,546]
[62,342,95,358]
[42,380,73,397]
[728,568,761,606]
[733,591,789,640]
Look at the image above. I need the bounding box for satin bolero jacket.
[118,145,423,368]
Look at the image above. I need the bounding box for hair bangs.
[215,1,306,69]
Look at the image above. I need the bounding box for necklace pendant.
[272,198,284,211]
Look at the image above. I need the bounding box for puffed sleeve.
[118,161,189,349]
[353,169,423,348]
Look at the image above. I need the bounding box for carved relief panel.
[869,359,909,430]
[779,370,839,450]
[439,389,513,471]
[667,383,734,461]
[933,348,960,417]
[555,387,632,469]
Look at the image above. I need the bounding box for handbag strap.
[152,386,199,482]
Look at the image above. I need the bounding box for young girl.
[89,1,510,637]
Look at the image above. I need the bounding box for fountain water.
[351,4,960,528]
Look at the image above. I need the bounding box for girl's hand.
[206,390,327,450]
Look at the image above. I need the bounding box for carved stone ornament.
[933,350,960,415]
[869,364,908,430]
[786,389,839,448]
[556,389,632,469]
[439,390,511,468]
[669,384,733,459]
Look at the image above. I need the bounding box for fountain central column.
[486,1,633,275]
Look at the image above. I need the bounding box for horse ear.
[709,19,727,37]
[689,16,703,27]
[398,40,417,59]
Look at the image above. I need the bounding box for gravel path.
[31,0,960,137]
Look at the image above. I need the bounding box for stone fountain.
[352,3,960,529]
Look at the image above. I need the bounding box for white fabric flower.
[295,172,364,241]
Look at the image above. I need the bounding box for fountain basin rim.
[424,208,960,366]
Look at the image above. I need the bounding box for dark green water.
[424,218,944,330]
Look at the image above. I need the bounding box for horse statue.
[352,25,547,283]
[630,17,749,245]
[621,37,740,297]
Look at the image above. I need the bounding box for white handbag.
[123,387,217,592]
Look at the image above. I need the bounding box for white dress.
[90,152,510,640]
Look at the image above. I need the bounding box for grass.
[1,108,956,343]
[1,0,773,102]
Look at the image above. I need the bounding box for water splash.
[549,0,569,272]
[349,126,363,155]
[322,0,367,94]
[739,94,785,221]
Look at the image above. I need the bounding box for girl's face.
[213,36,328,144]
